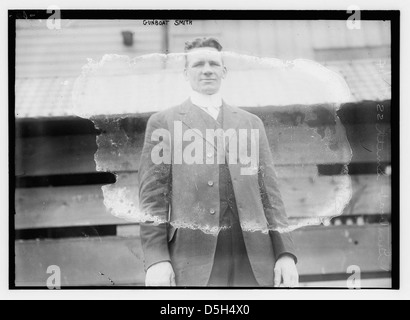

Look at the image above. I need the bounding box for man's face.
[184,47,227,95]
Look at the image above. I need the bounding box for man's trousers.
[207,205,259,287]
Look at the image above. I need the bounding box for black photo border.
[8,9,400,291]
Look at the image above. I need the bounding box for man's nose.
[201,63,213,75]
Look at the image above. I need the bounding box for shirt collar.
[190,90,222,110]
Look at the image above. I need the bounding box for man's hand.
[145,261,176,287]
[274,255,299,288]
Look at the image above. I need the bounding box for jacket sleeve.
[138,112,172,271]
[255,117,298,263]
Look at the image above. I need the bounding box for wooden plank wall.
[168,20,390,60]
[16,20,391,79]
[14,101,392,287]
[15,225,391,287]
[16,20,166,78]
[15,173,391,230]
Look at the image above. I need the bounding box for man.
[138,37,298,287]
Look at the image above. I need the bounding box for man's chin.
[199,88,220,95]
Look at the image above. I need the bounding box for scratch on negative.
[99,272,115,285]
[360,142,372,153]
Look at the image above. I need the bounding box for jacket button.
[209,209,216,215]
[208,181,214,187]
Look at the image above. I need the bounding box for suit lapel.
[221,101,241,133]
[177,99,243,152]
[221,101,244,151]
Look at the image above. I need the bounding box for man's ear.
[183,68,189,81]
[222,66,228,79]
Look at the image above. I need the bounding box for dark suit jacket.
[138,99,296,286]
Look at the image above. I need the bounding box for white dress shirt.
[190,90,222,121]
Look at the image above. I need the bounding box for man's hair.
[184,37,223,52]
